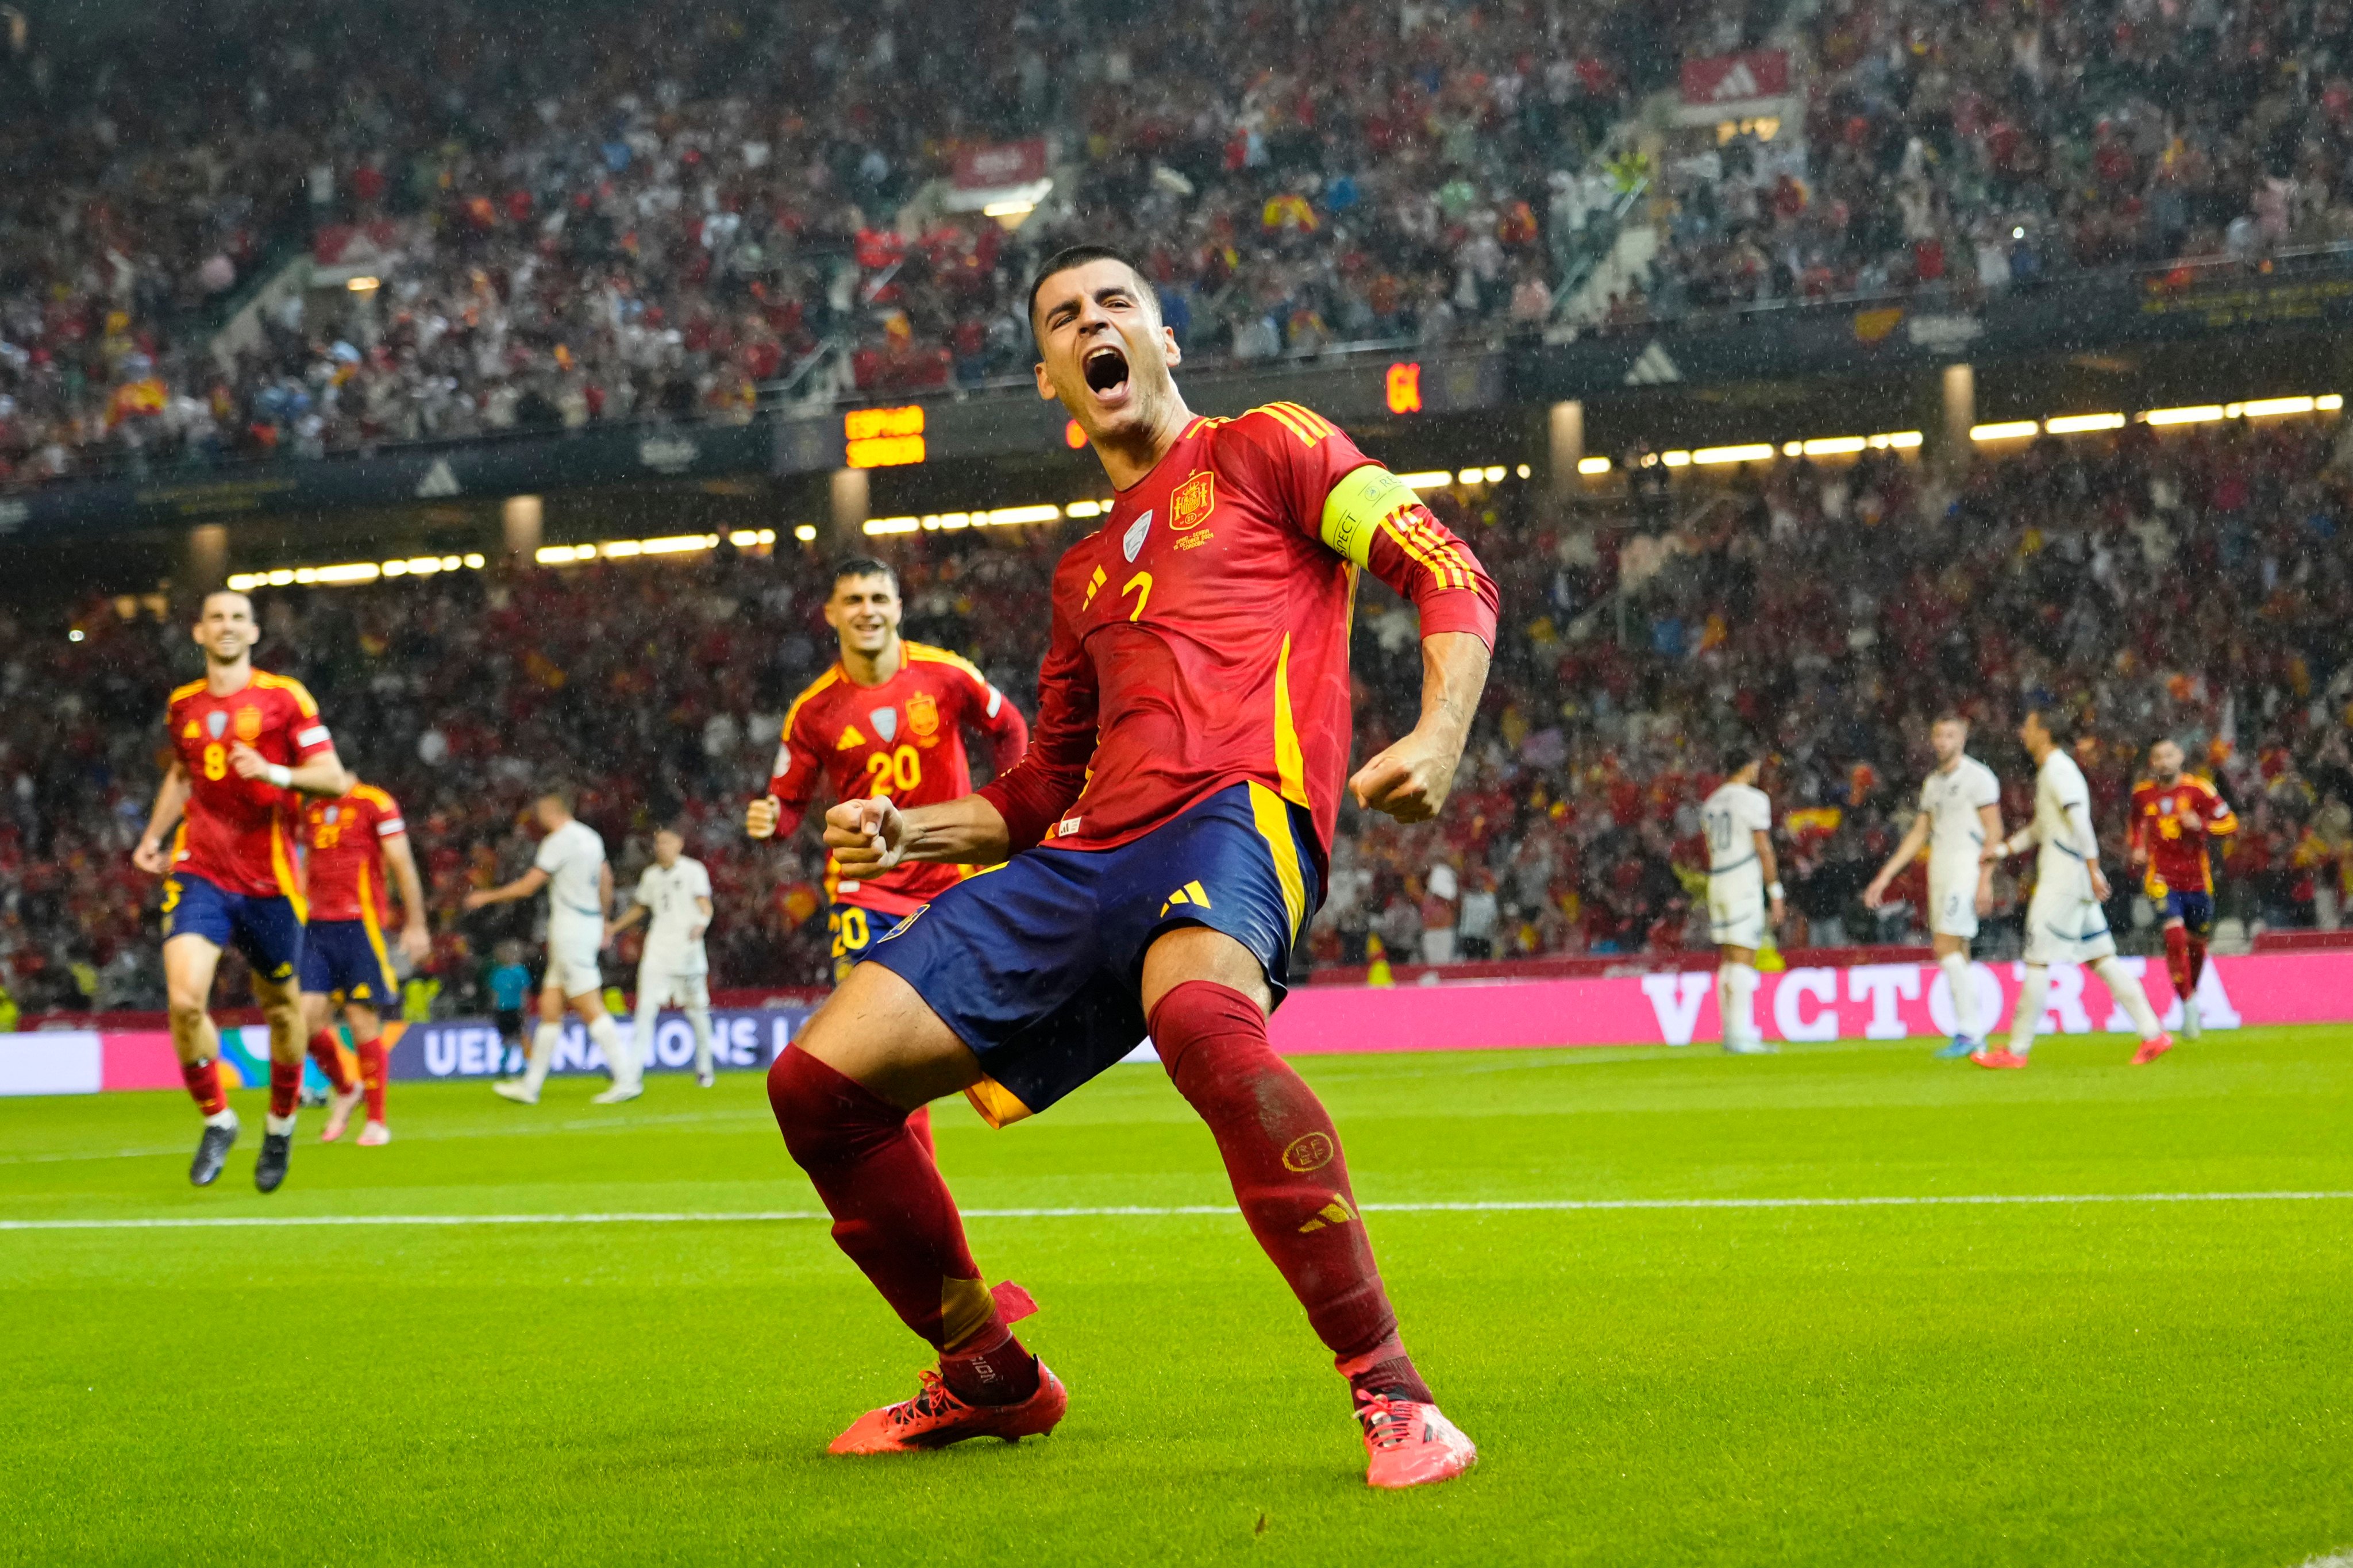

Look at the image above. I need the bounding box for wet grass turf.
[2,1024,2350,1566]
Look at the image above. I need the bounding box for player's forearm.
[284,753,348,796]
[142,769,190,846]
[1875,820,1929,885]
[388,843,429,929]
[895,795,1014,866]
[609,907,646,934]
[1410,631,1491,759]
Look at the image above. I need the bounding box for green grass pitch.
[4,1026,2350,1567]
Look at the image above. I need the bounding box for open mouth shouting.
[1082,342,1132,406]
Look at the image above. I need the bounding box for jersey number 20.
[865,745,922,798]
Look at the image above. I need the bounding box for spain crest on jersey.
[1169,471,1215,531]
[907,691,940,741]
[234,705,263,742]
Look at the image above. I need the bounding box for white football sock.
[2008,965,2050,1055]
[686,1007,715,1076]
[265,1112,298,1136]
[633,994,662,1072]
[1719,962,1760,1048]
[1939,950,1978,1039]
[588,1014,634,1089]
[523,1022,559,1092]
[204,1107,237,1128]
[2093,956,2163,1041]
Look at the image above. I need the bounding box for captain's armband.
[1318,464,1412,568]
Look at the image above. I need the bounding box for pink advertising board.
[1266,953,2347,1055]
[5,953,2350,1096]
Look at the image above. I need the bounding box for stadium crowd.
[1635,0,2353,322]
[8,0,1763,487]
[6,415,2353,1019]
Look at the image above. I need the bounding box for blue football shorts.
[865,780,1320,1126]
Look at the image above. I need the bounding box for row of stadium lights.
[1568,393,2343,475]
[213,392,2343,591]
[858,466,1539,535]
[223,528,810,591]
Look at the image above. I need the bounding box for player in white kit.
[1862,713,2004,1058]
[609,826,718,1088]
[1974,711,2173,1069]
[1701,747,1782,1054]
[463,785,640,1103]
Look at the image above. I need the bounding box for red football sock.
[2186,935,2209,992]
[1149,980,1405,1368]
[307,1028,355,1093]
[768,1046,1036,1403]
[180,1057,226,1118]
[268,1055,301,1119]
[2162,924,2194,1001]
[907,1102,936,1161]
[356,1038,388,1122]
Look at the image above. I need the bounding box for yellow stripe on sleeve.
[1251,403,1321,448]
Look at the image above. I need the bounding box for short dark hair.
[830,556,899,592]
[1026,244,1151,348]
[1932,711,1969,729]
[1725,739,1767,773]
[2021,707,2067,741]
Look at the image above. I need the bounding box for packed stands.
[3,0,1780,486]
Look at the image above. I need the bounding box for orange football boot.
[1358,1393,1479,1489]
[828,1363,1067,1454]
[2130,1033,2175,1066]
[1970,1047,2029,1069]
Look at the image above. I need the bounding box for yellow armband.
[1319,464,1411,567]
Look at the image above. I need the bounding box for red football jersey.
[165,671,334,900]
[299,783,407,925]
[768,641,1030,916]
[2129,775,2238,896]
[979,403,1499,874]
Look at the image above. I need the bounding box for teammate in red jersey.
[746,557,1030,978]
[133,590,348,1191]
[2128,738,2238,1039]
[746,556,1029,1151]
[298,778,430,1146]
[764,246,1497,1486]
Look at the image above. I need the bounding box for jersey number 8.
[864,744,922,798]
[201,742,228,781]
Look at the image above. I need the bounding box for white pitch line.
[3,1190,2351,1232]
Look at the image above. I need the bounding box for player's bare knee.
[1139,924,1270,1020]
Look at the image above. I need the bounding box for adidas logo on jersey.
[836,725,867,749]
[1623,341,1683,385]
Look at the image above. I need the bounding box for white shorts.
[2023,878,2116,967]
[545,911,604,998]
[1708,865,1767,951]
[1927,858,1982,941]
[636,955,710,1011]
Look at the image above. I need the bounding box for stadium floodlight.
[1970,421,2039,441]
[316,563,382,583]
[2321,394,2344,410]
[2239,396,2317,418]
[2043,412,2125,434]
[1692,444,1774,465]
[862,517,921,536]
[636,534,717,554]
[1482,465,1507,482]
[793,525,818,542]
[1396,471,1454,490]
[1066,500,1104,518]
[1661,450,1692,467]
[2142,405,2225,426]
[1457,468,1484,484]
[1801,436,1866,456]
[1576,456,1611,475]
[1873,431,1923,448]
[345,276,380,293]
[986,505,1063,527]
